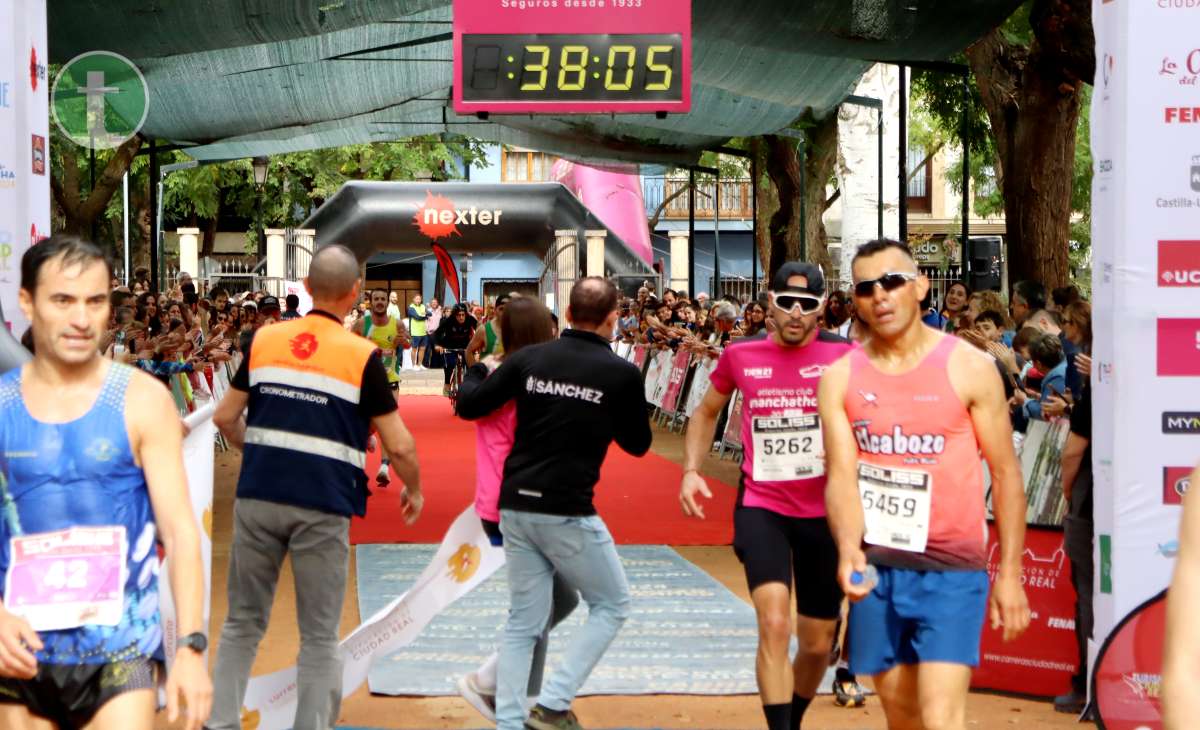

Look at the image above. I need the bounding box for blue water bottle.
[850,564,878,592]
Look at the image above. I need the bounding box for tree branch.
[647,181,690,232]
[1029,0,1095,87]
[77,135,143,223]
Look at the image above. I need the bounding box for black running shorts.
[0,656,160,727]
[733,504,843,620]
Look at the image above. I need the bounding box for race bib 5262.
[752,414,823,482]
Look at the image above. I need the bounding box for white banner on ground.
[1089,0,1200,681]
[0,0,50,337]
[240,507,505,730]
[159,403,216,668]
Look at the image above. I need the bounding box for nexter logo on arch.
[413,191,502,242]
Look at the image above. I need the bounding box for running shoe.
[1053,690,1086,714]
[456,672,496,723]
[832,667,867,708]
[525,705,584,730]
[376,463,391,487]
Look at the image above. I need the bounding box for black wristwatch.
[179,632,208,653]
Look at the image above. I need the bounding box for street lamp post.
[252,156,270,259]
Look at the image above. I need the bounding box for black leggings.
[443,350,461,384]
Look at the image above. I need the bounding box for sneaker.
[525,705,583,730]
[832,668,867,708]
[456,673,496,723]
[375,463,391,488]
[1053,690,1086,714]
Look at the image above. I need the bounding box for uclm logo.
[1158,240,1200,286]
[413,191,503,242]
[1156,318,1200,376]
[1163,466,1191,504]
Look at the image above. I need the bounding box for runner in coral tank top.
[818,239,1030,730]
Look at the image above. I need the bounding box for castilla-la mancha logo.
[413,191,503,242]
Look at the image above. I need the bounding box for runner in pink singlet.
[680,262,851,730]
[819,239,1030,730]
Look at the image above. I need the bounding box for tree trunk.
[763,134,802,281]
[750,137,778,292]
[965,0,1094,289]
[50,135,143,238]
[801,113,839,276]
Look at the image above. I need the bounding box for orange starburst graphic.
[413,191,462,242]
[447,544,481,583]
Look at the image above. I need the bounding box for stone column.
[293,229,315,279]
[265,229,286,281]
[176,228,200,284]
[552,230,578,315]
[584,230,606,278]
[668,230,689,293]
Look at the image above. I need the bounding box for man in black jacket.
[456,278,652,730]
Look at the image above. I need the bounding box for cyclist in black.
[434,304,478,396]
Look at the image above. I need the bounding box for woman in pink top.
[457,297,580,723]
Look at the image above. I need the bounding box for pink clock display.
[452,0,692,115]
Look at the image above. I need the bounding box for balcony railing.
[643,177,754,221]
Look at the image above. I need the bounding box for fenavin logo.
[1162,412,1200,433]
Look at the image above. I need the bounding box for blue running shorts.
[848,565,989,676]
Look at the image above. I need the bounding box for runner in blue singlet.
[0,235,211,730]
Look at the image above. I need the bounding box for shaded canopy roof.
[301,181,653,274]
[48,0,1018,165]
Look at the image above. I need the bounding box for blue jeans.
[496,510,631,730]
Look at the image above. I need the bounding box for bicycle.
[444,349,467,409]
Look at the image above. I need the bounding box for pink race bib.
[5,526,127,632]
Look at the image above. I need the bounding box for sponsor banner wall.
[1090,0,1200,715]
[0,0,50,336]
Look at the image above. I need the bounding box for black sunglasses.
[853,272,918,298]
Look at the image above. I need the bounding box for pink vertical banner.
[552,159,653,265]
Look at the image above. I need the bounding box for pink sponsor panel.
[452,0,691,114]
[1156,317,1200,376]
[660,349,691,412]
[552,158,653,264]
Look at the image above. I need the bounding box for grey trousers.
[209,498,350,730]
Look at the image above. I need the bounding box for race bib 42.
[5,526,128,632]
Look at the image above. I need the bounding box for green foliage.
[162,136,491,231]
[908,0,1094,289]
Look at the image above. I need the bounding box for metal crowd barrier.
[614,341,743,462]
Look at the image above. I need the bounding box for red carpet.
[351,396,735,545]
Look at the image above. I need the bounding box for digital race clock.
[452,0,692,115]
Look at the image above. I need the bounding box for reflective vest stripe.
[250,366,361,405]
[244,426,366,469]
